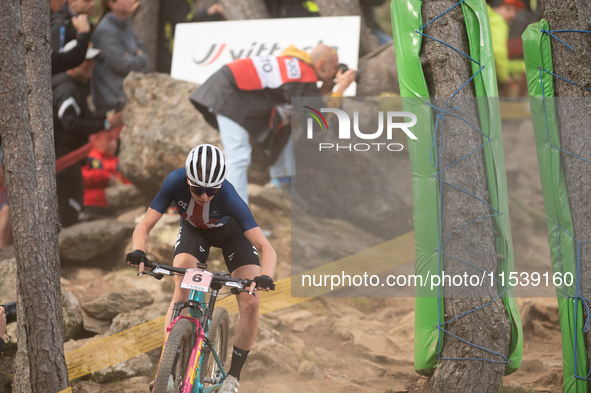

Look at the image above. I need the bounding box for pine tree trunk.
[0,0,69,392]
[540,1,591,389]
[419,1,511,392]
[132,0,159,72]
[314,0,379,57]
[218,0,269,20]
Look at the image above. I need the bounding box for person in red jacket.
[82,131,129,217]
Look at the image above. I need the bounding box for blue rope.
[415,30,481,66]
[419,0,467,32]
[543,68,591,93]
[542,28,591,50]
[540,29,572,50]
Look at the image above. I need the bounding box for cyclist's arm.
[130,207,163,273]
[244,227,277,284]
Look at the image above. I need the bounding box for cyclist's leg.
[216,222,261,381]
[165,221,212,337]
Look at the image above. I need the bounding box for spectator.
[51,15,92,75]
[157,1,224,74]
[53,43,123,227]
[190,44,356,205]
[0,306,5,355]
[91,0,149,116]
[487,0,527,96]
[50,0,95,74]
[81,131,130,218]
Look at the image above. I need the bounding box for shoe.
[218,375,240,393]
[148,379,154,392]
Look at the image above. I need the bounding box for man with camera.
[190,43,356,204]
[0,302,16,355]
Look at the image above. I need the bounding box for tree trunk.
[540,1,591,389]
[132,0,159,72]
[419,1,511,392]
[314,0,379,57]
[0,0,69,392]
[218,0,269,20]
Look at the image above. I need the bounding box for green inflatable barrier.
[522,20,588,392]
[390,0,522,376]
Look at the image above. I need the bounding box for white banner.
[171,16,360,96]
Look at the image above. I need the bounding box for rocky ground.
[0,77,566,393]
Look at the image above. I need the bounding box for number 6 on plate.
[180,268,213,292]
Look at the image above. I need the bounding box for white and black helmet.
[185,144,227,188]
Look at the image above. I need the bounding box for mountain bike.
[143,259,275,393]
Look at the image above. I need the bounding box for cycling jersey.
[150,168,258,232]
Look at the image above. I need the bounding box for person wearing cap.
[52,42,123,227]
[487,0,526,95]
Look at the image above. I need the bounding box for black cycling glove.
[253,275,274,290]
[127,250,147,266]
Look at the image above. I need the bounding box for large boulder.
[105,183,146,210]
[81,289,154,320]
[356,43,399,96]
[60,219,134,262]
[119,72,220,197]
[293,97,414,239]
[106,301,169,336]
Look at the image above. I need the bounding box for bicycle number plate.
[180,269,213,292]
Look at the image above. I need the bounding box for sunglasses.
[189,183,220,197]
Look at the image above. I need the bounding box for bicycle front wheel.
[154,318,193,393]
[200,307,229,385]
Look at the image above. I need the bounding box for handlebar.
[142,259,275,291]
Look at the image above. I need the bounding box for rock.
[95,376,151,393]
[105,183,146,210]
[292,97,414,240]
[89,354,153,384]
[62,288,83,340]
[248,184,291,214]
[298,360,323,380]
[72,381,102,393]
[520,299,560,338]
[277,309,314,325]
[82,311,113,334]
[60,219,134,261]
[120,72,220,197]
[81,289,154,320]
[64,334,105,353]
[243,341,299,378]
[106,301,169,336]
[263,384,292,393]
[357,43,399,96]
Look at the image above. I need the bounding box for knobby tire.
[153,318,194,393]
[200,307,230,385]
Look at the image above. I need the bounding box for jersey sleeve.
[149,170,182,213]
[220,181,258,232]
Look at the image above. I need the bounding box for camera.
[2,301,16,324]
[338,63,361,82]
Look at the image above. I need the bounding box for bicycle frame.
[155,286,227,393]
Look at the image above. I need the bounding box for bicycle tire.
[153,318,194,393]
[200,307,229,385]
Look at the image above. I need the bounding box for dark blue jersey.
[149,168,258,232]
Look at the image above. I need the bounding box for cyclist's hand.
[126,249,147,275]
[251,275,273,292]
